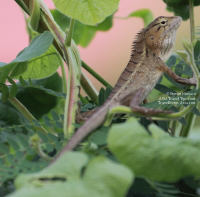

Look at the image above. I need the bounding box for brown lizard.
[56,16,196,159]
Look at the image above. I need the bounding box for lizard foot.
[177,76,196,86]
[131,106,173,116]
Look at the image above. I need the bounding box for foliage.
[52,0,120,25]
[163,0,200,20]
[6,152,133,197]
[0,0,200,196]
[126,9,154,27]
[15,73,63,119]
[108,117,200,182]
[0,32,54,85]
[51,9,113,47]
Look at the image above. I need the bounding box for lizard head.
[145,16,182,61]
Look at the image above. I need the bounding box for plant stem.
[36,142,53,161]
[14,0,30,15]
[15,0,98,102]
[66,19,75,47]
[189,0,195,42]
[106,103,197,123]
[180,107,197,137]
[82,61,113,88]
[8,97,48,134]
[80,72,98,103]
[179,39,200,137]
[64,47,79,138]
[59,57,67,93]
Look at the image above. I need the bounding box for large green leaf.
[11,45,60,80]
[51,9,113,47]
[0,32,54,83]
[16,73,63,119]
[163,0,200,21]
[52,0,119,25]
[108,117,200,182]
[12,32,54,63]
[0,101,28,128]
[9,152,133,197]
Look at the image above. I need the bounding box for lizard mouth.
[160,16,182,37]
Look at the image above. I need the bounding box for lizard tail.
[56,102,111,157]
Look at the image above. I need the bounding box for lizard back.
[106,16,181,107]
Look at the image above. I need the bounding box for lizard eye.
[161,21,166,25]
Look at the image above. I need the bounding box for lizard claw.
[177,76,197,86]
[188,76,197,86]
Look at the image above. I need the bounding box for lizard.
[56,16,196,159]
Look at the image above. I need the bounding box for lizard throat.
[159,32,176,62]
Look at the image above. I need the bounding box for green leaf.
[163,0,200,21]
[91,15,113,31]
[9,85,18,98]
[51,9,113,47]
[164,73,185,89]
[191,107,200,116]
[51,110,60,121]
[19,76,28,86]
[25,124,33,130]
[166,55,176,67]
[157,121,168,132]
[12,45,61,80]
[55,122,63,129]
[105,86,112,100]
[33,120,41,127]
[16,134,29,148]
[0,32,54,83]
[127,9,153,27]
[6,137,20,150]
[1,85,9,102]
[44,121,52,128]
[175,64,183,77]
[43,115,50,122]
[37,131,48,143]
[108,117,200,182]
[13,32,54,63]
[52,0,119,25]
[46,143,54,152]
[98,88,105,106]
[12,152,133,197]
[13,126,23,132]
[0,100,29,128]
[194,40,200,60]
[79,26,96,47]
[7,76,16,85]
[84,103,94,109]
[155,84,176,95]
[16,73,63,119]
[10,62,28,79]
[48,133,58,142]
[91,127,108,146]
[16,152,88,189]
[0,144,9,154]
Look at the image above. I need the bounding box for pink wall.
[0,0,193,90]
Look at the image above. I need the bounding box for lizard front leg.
[156,57,196,86]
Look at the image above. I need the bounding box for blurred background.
[0,0,200,133]
[1,0,198,89]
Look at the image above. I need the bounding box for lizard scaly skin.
[55,16,196,160]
